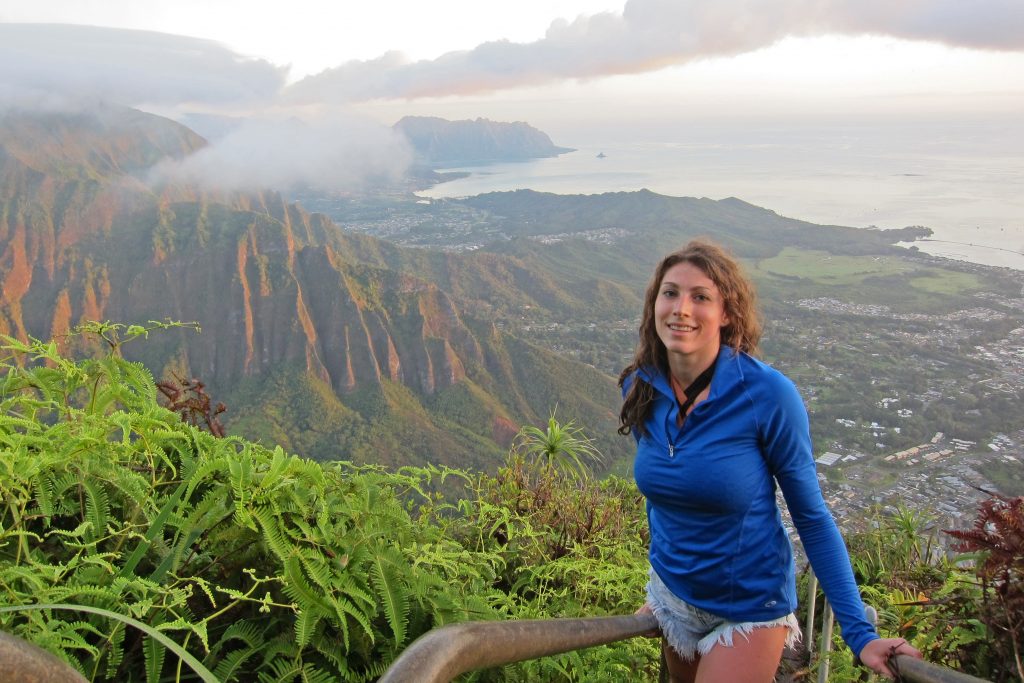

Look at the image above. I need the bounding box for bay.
[417,122,1024,271]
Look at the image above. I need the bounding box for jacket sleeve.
[756,371,879,657]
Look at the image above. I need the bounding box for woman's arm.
[755,371,879,655]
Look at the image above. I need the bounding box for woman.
[619,240,921,681]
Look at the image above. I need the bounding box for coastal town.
[298,193,1024,544]
[809,428,1024,540]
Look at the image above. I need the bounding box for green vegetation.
[909,269,983,294]
[756,247,916,285]
[2,328,1021,681]
[508,411,602,480]
[0,329,655,681]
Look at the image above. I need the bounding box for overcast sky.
[2,0,1022,192]
[3,1,1022,117]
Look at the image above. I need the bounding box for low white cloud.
[148,113,413,193]
[0,25,409,194]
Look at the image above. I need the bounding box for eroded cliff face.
[0,105,500,400]
[0,104,628,469]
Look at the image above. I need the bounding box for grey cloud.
[286,0,1024,104]
[0,24,286,107]
[822,0,1024,51]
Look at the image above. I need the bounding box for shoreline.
[414,155,1023,273]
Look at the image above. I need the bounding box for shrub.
[0,328,491,681]
[0,325,657,681]
[947,494,1024,681]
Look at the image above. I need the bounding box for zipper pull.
[668,444,675,458]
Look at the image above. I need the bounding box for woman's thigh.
[663,625,789,683]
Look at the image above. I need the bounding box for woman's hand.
[858,638,923,678]
[635,602,661,638]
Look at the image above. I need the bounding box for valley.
[2,105,1022,528]
[294,186,1024,530]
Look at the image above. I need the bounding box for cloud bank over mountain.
[4,0,1022,111]
[4,0,1020,191]
[148,114,413,192]
[0,24,285,108]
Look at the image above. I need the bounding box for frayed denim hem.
[646,568,802,661]
[693,613,802,657]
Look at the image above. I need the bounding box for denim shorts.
[646,568,801,661]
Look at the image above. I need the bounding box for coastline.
[414,145,1023,272]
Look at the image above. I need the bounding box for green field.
[908,268,983,294]
[755,247,983,294]
[755,247,916,284]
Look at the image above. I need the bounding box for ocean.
[417,121,1024,271]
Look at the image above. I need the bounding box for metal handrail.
[1,602,991,683]
[805,571,989,683]
[381,574,993,683]
[891,656,991,683]
[0,629,87,683]
[378,613,658,683]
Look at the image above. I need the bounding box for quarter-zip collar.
[635,346,744,458]
[638,345,743,405]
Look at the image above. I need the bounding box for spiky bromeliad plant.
[509,411,603,480]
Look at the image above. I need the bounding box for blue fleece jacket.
[628,347,878,656]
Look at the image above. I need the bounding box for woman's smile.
[654,261,729,371]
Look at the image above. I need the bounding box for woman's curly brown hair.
[617,239,762,436]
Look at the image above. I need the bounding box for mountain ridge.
[0,104,628,469]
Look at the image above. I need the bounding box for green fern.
[369,546,411,646]
[0,327,668,681]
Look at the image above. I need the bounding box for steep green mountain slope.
[307,185,1024,476]
[0,104,627,469]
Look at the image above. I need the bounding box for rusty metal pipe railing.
[378,613,658,683]
[4,612,991,683]
[889,655,990,683]
[0,630,88,683]
[382,609,991,683]
[805,567,991,682]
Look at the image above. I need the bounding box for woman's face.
[653,261,730,370]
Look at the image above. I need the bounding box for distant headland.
[393,116,574,165]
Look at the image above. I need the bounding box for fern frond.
[332,594,375,647]
[330,570,374,611]
[369,547,410,646]
[210,646,262,683]
[252,506,292,561]
[144,632,167,683]
[294,607,321,649]
[298,664,335,683]
[281,554,333,616]
[80,479,110,545]
[296,548,333,592]
[259,657,302,683]
[102,622,127,679]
